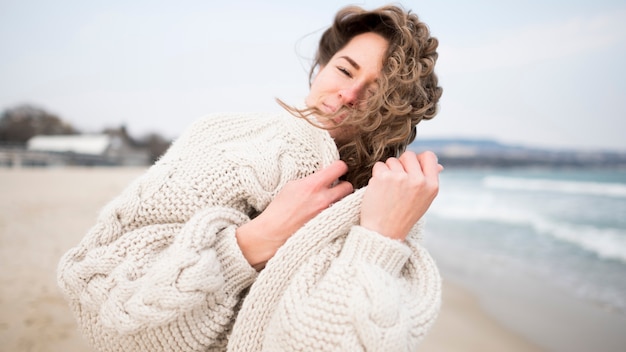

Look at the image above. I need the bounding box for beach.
[0,167,621,351]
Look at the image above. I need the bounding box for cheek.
[306,86,330,109]
[306,78,321,107]
[308,69,332,95]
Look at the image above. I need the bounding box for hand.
[360,151,442,241]
[236,160,354,270]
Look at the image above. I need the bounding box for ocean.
[423,167,626,316]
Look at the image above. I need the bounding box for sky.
[1,0,625,151]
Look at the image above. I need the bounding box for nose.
[338,84,361,107]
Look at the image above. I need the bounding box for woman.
[58,4,443,351]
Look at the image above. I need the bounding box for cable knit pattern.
[57,111,442,352]
[57,112,339,351]
[228,190,441,351]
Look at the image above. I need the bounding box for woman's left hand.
[360,151,442,241]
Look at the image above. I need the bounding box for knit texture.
[57,111,442,352]
[228,189,441,351]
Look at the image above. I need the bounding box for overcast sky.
[1,0,625,150]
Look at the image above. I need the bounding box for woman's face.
[306,32,388,146]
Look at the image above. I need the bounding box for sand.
[0,167,541,352]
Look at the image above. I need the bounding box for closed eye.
[337,66,352,78]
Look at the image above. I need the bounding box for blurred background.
[1,1,625,351]
[1,0,625,150]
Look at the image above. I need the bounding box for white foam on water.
[483,176,626,198]
[430,200,626,263]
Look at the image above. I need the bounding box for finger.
[416,151,441,179]
[327,180,354,202]
[310,160,349,186]
[371,161,388,177]
[385,157,405,172]
[398,151,421,175]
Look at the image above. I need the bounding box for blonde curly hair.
[281,4,442,188]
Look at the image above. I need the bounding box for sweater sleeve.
[56,174,259,351]
[57,112,338,352]
[262,224,442,352]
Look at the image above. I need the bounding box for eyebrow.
[339,55,360,70]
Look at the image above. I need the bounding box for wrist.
[360,219,408,241]
[236,218,285,271]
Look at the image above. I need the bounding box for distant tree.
[102,125,137,147]
[101,125,171,163]
[136,133,172,163]
[0,104,78,144]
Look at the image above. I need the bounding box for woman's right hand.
[236,160,354,270]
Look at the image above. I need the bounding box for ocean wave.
[430,201,532,225]
[534,220,626,263]
[429,205,626,263]
[483,176,626,198]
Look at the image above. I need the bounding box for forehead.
[334,32,388,72]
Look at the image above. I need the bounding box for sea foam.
[483,176,626,198]
[429,199,626,263]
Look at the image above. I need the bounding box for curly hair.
[281,5,442,188]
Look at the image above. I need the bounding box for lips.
[322,102,352,125]
[321,103,337,114]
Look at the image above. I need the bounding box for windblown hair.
[281,5,442,188]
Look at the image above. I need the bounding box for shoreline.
[0,167,557,351]
[420,279,543,351]
[426,235,626,352]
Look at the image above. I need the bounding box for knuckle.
[409,175,438,194]
[421,150,435,158]
[401,150,417,160]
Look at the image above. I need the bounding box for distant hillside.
[408,138,626,168]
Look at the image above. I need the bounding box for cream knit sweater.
[57,111,441,352]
